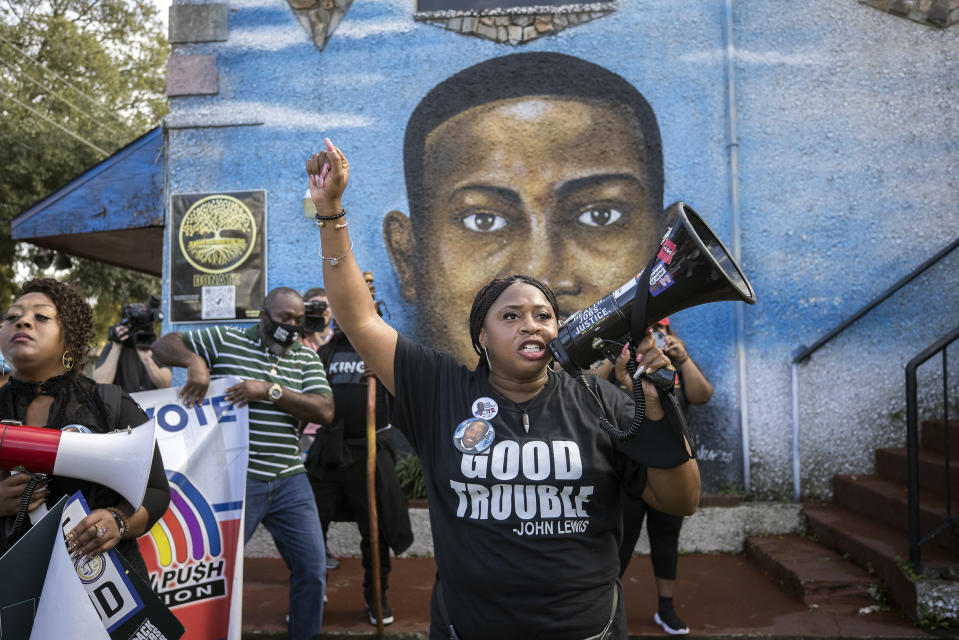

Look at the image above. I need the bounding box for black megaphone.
[549,202,756,371]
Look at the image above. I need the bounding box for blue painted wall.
[162,0,959,498]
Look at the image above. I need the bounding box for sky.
[152,0,171,28]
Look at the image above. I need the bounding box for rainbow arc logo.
[145,472,231,608]
[150,472,222,565]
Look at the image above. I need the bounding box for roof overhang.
[11,127,165,276]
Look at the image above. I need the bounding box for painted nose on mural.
[523,240,576,298]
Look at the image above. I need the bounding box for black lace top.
[0,374,170,575]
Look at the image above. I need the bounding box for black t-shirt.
[95,342,160,393]
[319,333,390,440]
[392,336,647,639]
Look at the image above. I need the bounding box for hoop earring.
[62,350,74,372]
[484,348,493,372]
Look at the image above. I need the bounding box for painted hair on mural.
[403,52,664,218]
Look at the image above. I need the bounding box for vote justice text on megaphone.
[0,419,157,511]
[549,202,757,371]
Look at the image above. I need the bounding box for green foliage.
[0,0,168,333]
[869,580,890,611]
[395,453,427,501]
[895,555,924,582]
[717,481,745,496]
[918,612,955,631]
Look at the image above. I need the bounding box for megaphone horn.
[550,202,757,371]
[0,419,158,511]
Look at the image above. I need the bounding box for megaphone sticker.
[657,239,677,265]
[649,262,674,297]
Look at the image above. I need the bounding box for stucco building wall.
[161,0,959,499]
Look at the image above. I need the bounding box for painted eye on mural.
[461,212,508,232]
[576,206,623,228]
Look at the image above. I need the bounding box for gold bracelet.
[320,241,353,266]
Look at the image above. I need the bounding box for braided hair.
[468,275,560,370]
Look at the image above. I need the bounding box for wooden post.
[367,374,384,635]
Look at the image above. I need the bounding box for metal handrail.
[793,237,959,365]
[789,236,959,500]
[906,325,958,572]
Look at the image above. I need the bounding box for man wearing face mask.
[151,286,335,640]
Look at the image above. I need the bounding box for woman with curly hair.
[0,278,169,578]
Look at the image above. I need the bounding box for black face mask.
[262,314,303,349]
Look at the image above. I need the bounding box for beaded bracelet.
[315,209,347,228]
[106,507,129,537]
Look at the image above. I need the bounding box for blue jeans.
[245,473,326,640]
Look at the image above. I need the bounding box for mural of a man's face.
[385,62,664,366]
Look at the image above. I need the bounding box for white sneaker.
[654,611,689,635]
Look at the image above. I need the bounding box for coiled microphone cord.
[11,472,47,538]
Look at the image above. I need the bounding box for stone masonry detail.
[859,0,959,28]
[415,2,616,45]
[286,0,354,50]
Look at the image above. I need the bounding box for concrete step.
[876,447,959,498]
[833,474,959,554]
[922,420,959,457]
[745,534,880,607]
[804,501,959,622]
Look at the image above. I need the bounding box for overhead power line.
[0,56,126,137]
[0,88,109,156]
[0,33,135,135]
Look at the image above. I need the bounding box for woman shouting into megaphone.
[306,139,700,640]
[0,278,170,579]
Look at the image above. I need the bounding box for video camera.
[109,296,163,348]
[304,299,328,334]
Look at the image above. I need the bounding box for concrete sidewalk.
[241,553,933,639]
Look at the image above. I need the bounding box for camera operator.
[302,287,333,350]
[93,297,171,392]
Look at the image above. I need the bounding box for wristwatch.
[268,383,283,402]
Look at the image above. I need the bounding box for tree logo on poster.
[178,194,257,274]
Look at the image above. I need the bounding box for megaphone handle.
[642,367,675,390]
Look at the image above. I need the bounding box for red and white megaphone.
[0,419,157,511]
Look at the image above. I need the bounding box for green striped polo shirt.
[182,324,332,480]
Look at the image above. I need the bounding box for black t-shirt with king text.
[392,336,649,639]
[320,334,390,440]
